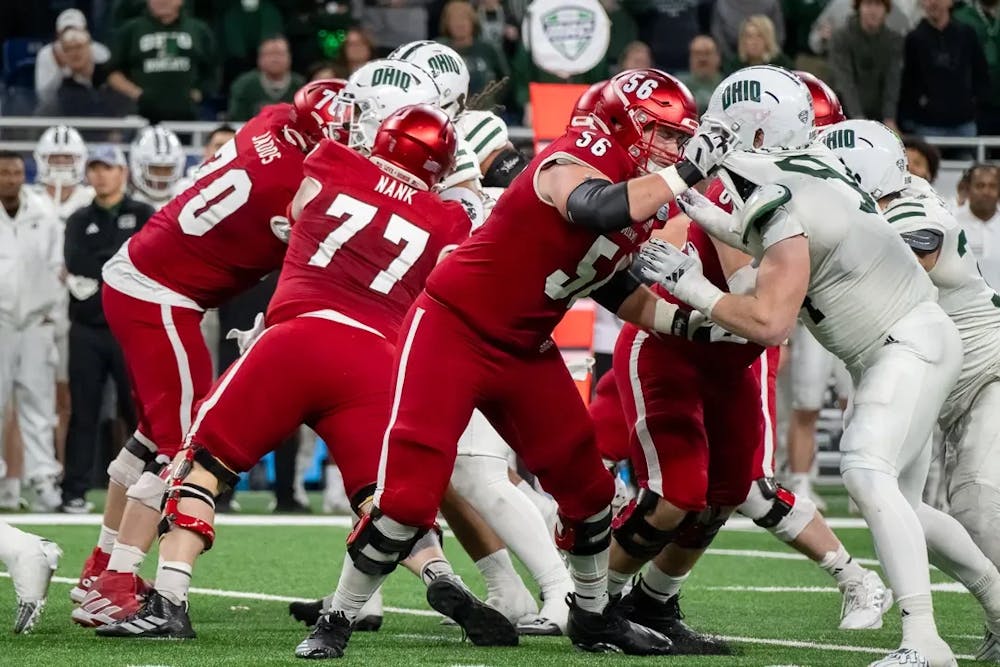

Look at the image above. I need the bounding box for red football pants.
[102,284,213,458]
[613,325,763,511]
[377,293,615,529]
[186,313,385,502]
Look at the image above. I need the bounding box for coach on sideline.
[60,146,153,513]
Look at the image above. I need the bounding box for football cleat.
[486,580,538,626]
[516,614,562,636]
[94,590,195,639]
[839,570,893,630]
[288,588,383,632]
[426,574,518,646]
[618,586,730,654]
[867,648,932,667]
[566,593,674,655]
[71,546,109,603]
[72,570,150,627]
[977,622,1000,662]
[11,537,61,634]
[295,611,353,659]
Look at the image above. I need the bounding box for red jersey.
[652,178,765,370]
[426,127,649,352]
[267,140,472,341]
[126,104,302,308]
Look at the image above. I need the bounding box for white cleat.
[868,643,956,667]
[868,648,931,667]
[977,623,1000,662]
[516,613,562,636]
[527,587,570,635]
[839,570,893,630]
[11,538,61,634]
[28,475,62,513]
[486,583,539,626]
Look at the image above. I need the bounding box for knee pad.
[126,466,169,512]
[610,489,693,560]
[739,477,815,542]
[349,483,377,518]
[347,509,427,576]
[557,505,612,556]
[674,506,730,549]
[107,437,157,490]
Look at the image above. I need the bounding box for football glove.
[637,239,725,317]
[680,117,740,180]
[677,188,746,250]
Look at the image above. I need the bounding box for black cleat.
[290,599,382,632]
[94,590,196,639]
[620,586,731,655]
[567,593,674,655]
[295,611,353,659]
[426,574,518,646]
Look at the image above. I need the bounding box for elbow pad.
[483,148,529,188]
[590,269,642,313]
[566,178,633,232]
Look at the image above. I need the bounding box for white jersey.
[721,146,938,369]
[884,192,1000,426]
[29,183,94,225]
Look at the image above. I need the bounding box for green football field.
[0,489,986,666]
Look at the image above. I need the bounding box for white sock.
[971,569,1000,623]
[0,521,31,564]
[420,558,455,587]
[640,565,687,603]
[327,555,388,621]
[98,524,118,555]
[819,545,867,585]
[563,509,611,614]
[608,568,632,596]
[156,560,193,605]
[107,541,146,574]
[843,468,931,601]
[918,502,998,595]
[898,593,939,645]
[475,549,522,599]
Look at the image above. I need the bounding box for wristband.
[656,160,703,196]
[674,271,726,318]
[652,299,691,337]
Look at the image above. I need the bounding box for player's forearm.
[616,285,690,336]
[707,293,794,348]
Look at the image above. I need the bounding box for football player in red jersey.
[70,80,348,628]
[93,105,507,647]
[314,68,737,658]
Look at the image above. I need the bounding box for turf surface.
[0,490,986,666]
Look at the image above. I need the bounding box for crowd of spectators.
[0,0,996,131]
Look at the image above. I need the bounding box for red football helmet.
[289,78,349,149]
[794,71,845,129]
[370,104,457,190]
[593,68,699,173]
[569,81,609,126]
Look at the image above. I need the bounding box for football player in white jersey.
[638,66,1000,667]
[31,125,94,452]
[128,126,186,211]
[821,119,1000,662]
[0,513,61,633]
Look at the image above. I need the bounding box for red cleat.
[70,547,109,604]
[71,570,149,628]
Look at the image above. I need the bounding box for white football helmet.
[34,125,87,186]
[705,66,814,151]
[817,120,909,200]
[129,126,186,200]
[389,40,469,119]
[338,59,441,153]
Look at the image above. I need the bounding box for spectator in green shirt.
[437,0,510,96]
[679,34,723,113]
[107,0,217,122]
[228,35,305,121]
[953,0,1000,134]
[723,14,794,73]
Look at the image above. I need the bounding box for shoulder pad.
[741,183,791,245]
[883,195,952,235]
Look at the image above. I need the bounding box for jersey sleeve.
[302,140,348,180]
[759,212,806,250]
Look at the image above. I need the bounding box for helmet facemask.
[42,153,85,186]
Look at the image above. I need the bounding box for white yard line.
[707,583,967,593]
[0,514,871,530]
[0,573,974,660]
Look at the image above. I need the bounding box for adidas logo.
[85,223,99,235]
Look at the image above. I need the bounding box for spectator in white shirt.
[34,9,110,110]
[955,164,1000,289]
[0,151,64,512]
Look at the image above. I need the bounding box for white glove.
[226,312,266,356]
[270,215,291,243]
[65,274,100,301]
[676,187,739,238]
[636,239,725,317]
[680,117,741,180]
